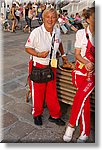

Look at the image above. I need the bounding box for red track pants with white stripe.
[69,74,95,136]
[28,61,61,118]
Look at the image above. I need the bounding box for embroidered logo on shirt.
[27,37,31,43]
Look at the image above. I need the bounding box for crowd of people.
[1,1,54,32]
[1,1,95,143]
[1,1,88,34]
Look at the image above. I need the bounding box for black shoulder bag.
[30,34,55,83]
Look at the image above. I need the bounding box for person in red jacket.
[63,7,95,143]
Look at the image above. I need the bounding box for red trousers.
[70,36,95,136]
[70,73,95,136]
[28,61,61,118]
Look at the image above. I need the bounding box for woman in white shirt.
[25,8,69,126]
[63,7,95,143]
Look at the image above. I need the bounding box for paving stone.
[21,127,65,143]
[2,121,34,143]
[2,112,18,128]
[12,63,28,70]
[3,68,14,75]
[3,56,28,69]
[1,94,14,106]
[3,81,23,93]
[0,109,8,117]
[7,87,26,100]
[1,133,20,143]
[11,63,28,74]
[3,70,26,84]
[3,101,33,123]
[17,76,28,86]
[9,121,34,138]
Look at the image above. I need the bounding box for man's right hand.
[85,62,94,72]
[38,51,49,58]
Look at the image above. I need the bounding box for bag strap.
[31,33,55,66]
[85,27,89,39]
[49,33,55,66]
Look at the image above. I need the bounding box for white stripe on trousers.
[31,81,35,115]
[76,86,95,127]
[82,109,85,135]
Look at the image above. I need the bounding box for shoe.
[48,116,65,126]
[77,133,88,143]
[63,126,75,142]
[34,115,42,126]
[23,28,26,32]
[10,30,16,33]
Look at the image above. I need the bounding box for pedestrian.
[10,3,16,32]
[63,7,95,143]
[25,8,70,126]
[23,3,33,33]
[15,8,21,29]
[6,5,10,20]
[37,4,42,22]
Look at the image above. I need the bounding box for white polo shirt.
[74,26,95,58]
[25,24,61,65]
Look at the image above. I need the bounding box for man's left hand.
[62,56,68,64]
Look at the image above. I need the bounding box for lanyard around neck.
[49,33,55,66]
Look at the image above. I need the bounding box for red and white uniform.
[70,26,95,136]
[25,24,62,118]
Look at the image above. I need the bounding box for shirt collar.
[87,25,95,46]
[87,25,92,36]
[41,23,56,37]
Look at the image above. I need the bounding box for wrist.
[84,60,90,65]
[61,53,66,58]
[37,52,39,57]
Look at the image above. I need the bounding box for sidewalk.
[0,30,95,143]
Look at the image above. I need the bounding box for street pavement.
[0,28,95,143]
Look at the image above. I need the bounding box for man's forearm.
[59,42,65,56]
[25,47,38,57]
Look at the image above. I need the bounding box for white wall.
[61,0,95,16]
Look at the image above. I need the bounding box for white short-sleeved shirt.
[74,26,95,58]
[25,23,61,65]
